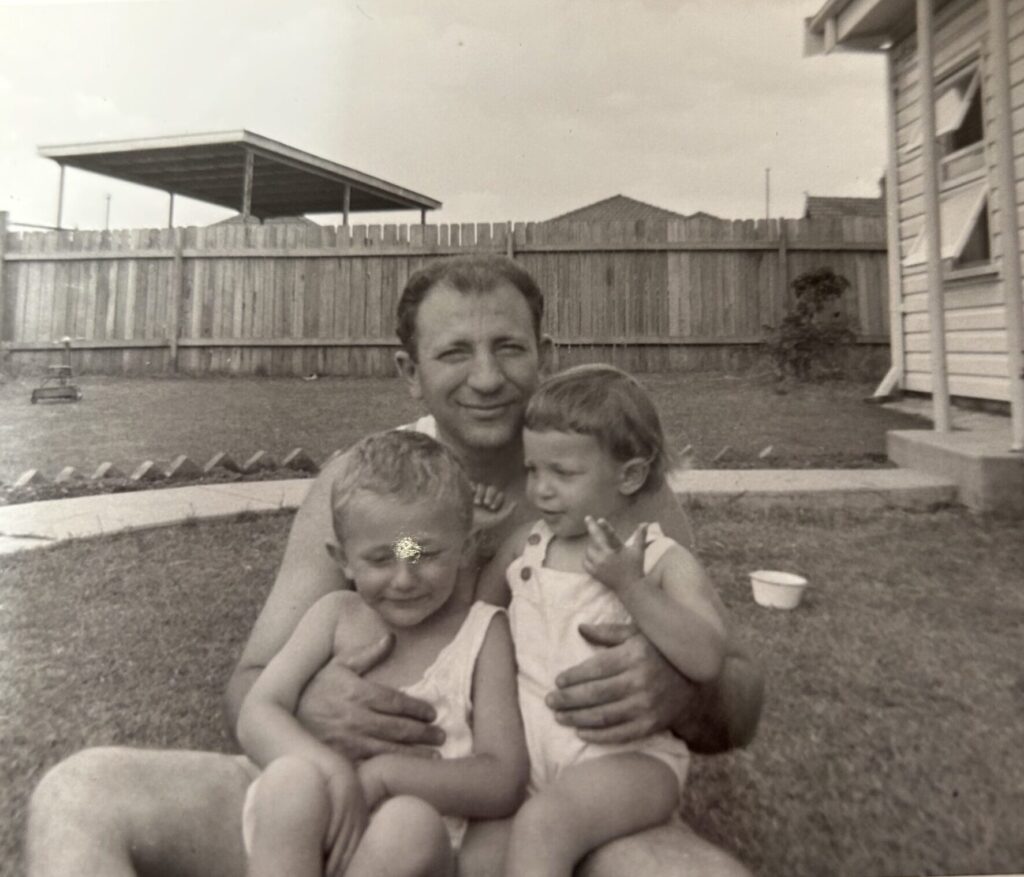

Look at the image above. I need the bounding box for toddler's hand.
[584,517,647,593]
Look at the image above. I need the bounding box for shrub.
[765,267,857,380]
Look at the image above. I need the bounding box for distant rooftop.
[37,130,441,221]
[804,195,885,220]
[546,194,719,224]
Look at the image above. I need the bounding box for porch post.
[881,48,906,394]
[916,0,952,432]
[988,0,1024,452]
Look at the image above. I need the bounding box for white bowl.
[750,570,809,610]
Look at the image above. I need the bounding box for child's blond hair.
[330,430,474,542]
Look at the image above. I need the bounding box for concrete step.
[669,468,958,511]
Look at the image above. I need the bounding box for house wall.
[891,0,1024,402]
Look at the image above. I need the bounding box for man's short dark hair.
[396,255,544,359]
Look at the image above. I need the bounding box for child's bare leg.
[345,796,453,877]
[505,753,678,877]
[246,756,342,877]
[458,818,514,877]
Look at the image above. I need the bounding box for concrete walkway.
[0,468,958,557]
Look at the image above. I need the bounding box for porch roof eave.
[804,0,916,56]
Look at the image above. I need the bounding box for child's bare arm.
[237,591,358,778]
[584,519,727,684]
[358,613,528,819]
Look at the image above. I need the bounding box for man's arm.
[224,452,442,757]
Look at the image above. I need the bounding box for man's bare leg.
[458,817,751,877]
[26,747,256,877]
[580,821,753,877]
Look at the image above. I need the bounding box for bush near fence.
[0,213,890,378]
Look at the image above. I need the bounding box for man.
[28,255,762,876]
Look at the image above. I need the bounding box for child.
[476,364,729,877]
[237,430,528,877]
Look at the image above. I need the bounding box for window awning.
[903,179,987,266]
[37,130,441,220]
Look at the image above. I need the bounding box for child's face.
[523,428,630,538]
[337,492,471,628]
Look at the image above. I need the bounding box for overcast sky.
[0,0,888,230]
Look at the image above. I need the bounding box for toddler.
[478,364,729,877]
[237,429,528,877]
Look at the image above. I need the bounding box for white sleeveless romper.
[242,601,506,854]
[507,521,690,794]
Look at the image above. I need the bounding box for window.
[903,178,991,270]
[905,62,986,183]
[902,60,991,273]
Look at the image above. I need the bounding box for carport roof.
[37,130,441,219]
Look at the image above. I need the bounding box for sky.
[0,0,888,231]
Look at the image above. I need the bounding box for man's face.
[395,281,547,455]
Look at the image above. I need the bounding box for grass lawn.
[2,506,1022,877]
[0,372,931,486]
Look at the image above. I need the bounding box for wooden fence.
[0,212,890,377]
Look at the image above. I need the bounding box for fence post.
[0,211,7,348]
[776,219,789,327]
[169,227,183,372]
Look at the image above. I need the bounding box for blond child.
[237,430,528,877]
[477,364,730,877]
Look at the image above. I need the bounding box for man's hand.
[295,633,445,760]
[546,622,698,745]
[583,517,647,594]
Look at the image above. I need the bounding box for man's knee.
[29,747,128,834]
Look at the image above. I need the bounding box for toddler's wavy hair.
[329,430,474,541]
[524,364,672,492]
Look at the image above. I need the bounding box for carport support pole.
[241,149,254,219]
[916,0,951,433]
[342,184,350,227]
[420,208,426,226]
[167,193,175,229]
[989,0,1024,452]
[0,211,8,347]
[55,164,65,231]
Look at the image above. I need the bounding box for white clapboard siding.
[889,0,1024,403]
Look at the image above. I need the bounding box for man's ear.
[537,334,555,377]
[394,350,423,400]
[618,457,651,497]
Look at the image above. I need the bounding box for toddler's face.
[338,492,470,628]
[523,429,629,538]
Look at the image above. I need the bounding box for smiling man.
[27,255,762,877]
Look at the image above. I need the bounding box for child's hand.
[584,517,648,593]
[323,759,371,876]
[356,756,389,811]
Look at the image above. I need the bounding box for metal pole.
[342,184,350,227]
[0,211,8,347]
[916,0,952,432]
[168,192,175,229]
[56,164,65,230]
[988,0,1024,451]
[241,149,254,219]
[765,168,770,222]
[104,194,111,231]
[420,208,426,226]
